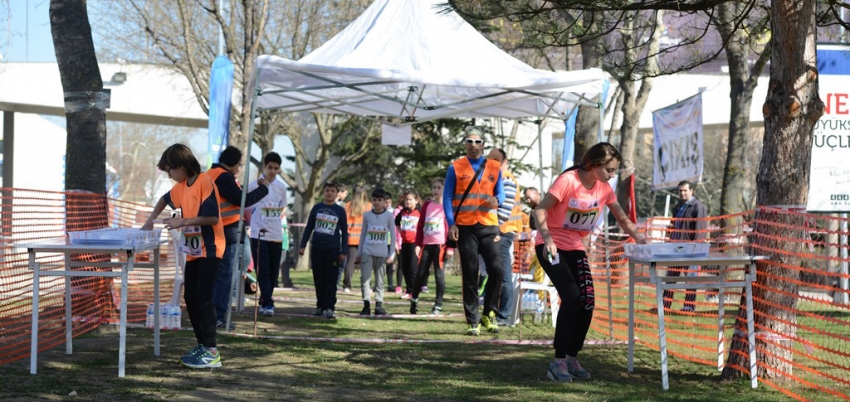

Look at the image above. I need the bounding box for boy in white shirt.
[355,189,397,316]
[247,152,288,317]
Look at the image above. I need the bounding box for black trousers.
[185,257,220,348]
[535,245,594,358]
[457,224,503,325]
[399,243,418,294]
[311,248,340,310]
[411,244,446,306]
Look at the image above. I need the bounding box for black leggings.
[411,244,446,306]
[399,243,418,294]
[184,257,220,348]
[535,245,594,358]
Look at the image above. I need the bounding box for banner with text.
[807,71,850,211]
[651,94,703,190]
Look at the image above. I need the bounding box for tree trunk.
[574,16,602,159]
[50,0,107,195]
[717,3,770,217]
[722,0,823,381]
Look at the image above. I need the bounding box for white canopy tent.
[249,0,606,123]
[227,0,608,324]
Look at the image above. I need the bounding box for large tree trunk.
[722,0,823,381]
[717,3,770,217]
[50,0,107,195]
[574,15,602,159]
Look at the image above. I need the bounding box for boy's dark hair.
[371,188,386,199]
[157,143,201,177]
[218,146,242,167]
[263,152,282,166]
[323,181,339,191]
[678,181,693,190]
[337,183,348,192]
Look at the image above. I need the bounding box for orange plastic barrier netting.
[585,208,850,401]
[0,188,178,366]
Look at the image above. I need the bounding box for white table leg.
[118,256,132,377]
[746,262,758,388]
[717,287,726,371]
[30,254,39,375]
[655,268,669,391]
[627,261,635,372]
[64,253,73,354]
[153,246,160,356]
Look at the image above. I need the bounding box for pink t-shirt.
[415,200,447,246]
[536,170,616,252]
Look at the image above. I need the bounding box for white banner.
[381,124,411,146]
[806,77,850,212]
[651,94,704,190]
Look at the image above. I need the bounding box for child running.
[141,144,225,369]
[300,182,348,319]
[410,178,452,315]
[355,189,397,315]
[395,190,421,300]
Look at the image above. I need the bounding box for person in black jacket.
[663,181,707,312]
[207,146,269,329]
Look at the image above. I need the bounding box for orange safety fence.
[584,208,850,401]
[0,188,178,366]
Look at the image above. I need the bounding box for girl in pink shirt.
[534,142,647,383]
[410,178,453,314]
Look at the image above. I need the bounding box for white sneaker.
[261,307,274,317]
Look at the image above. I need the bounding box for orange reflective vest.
[205,167,242,227]
[345,201,371,246]
[499,170,524,233]
[452,157,500,226]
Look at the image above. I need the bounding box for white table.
[627,253,765,390]
[18,239,163,377]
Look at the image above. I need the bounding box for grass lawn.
[0,269,796,401]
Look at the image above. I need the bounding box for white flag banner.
[381,124,411,146]
[651,94,704,190]
[806,76,850,212]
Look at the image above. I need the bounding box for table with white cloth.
[18,238,163,377]
[626,253,765,390]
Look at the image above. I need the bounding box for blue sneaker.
[181,344,204,360]
[547,360,573,383]
[566,359,591,380]
[182,347,222,368]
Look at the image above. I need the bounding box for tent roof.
[252,0,605,123]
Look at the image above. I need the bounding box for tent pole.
[537,120,544,192]
[225,87,261,329]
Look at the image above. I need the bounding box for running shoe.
[215,320,236,330]
[312,308,324,316]
[547,360,573,383]
[394,286,403,295]
[181,344,204,359]
[374,305,388,316]
[410,299,418,314]
[566,359,591,380]
[465,324,480,336]
[359,304,371,316]
[421,286,429,293]
[430,306,442,315]
[681,305,695,313]
[261,307,274,317]
[343,287,351,294]
[182,347,222,369]
[400,293,412,300]
[480,312,499,334]
[323,309,337,319]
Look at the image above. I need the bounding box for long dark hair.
[158,143,201,177]
[562,142,622,175]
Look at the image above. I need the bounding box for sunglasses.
[465,139,484,144]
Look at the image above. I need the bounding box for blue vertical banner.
[207,55,235,168]
[562,80,609,170]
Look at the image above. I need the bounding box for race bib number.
[365,225,388,245]
[423,218,443,236]
[562,198,600,231]
[315,213,338,235]
[400,215,418,232]
[261,207,284,220]
[178,226,203,256]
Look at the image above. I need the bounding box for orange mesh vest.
[452,157,500,226]
[204,167,242,227]
[345,201,370,246]
[499,170,524,233]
